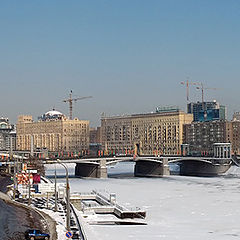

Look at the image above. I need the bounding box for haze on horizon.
[0,0,239,127]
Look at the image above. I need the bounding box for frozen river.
[46,162,240,240]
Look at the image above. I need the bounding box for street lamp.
[56,159,70,231]
[54,164,57,212]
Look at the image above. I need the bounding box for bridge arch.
[169,158,212,164]
[172,158,231,177]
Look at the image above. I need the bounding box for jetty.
[70,190,146,225]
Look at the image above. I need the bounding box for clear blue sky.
[0,0,239,126]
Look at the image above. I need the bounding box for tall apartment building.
[89,127,102,156]
[0,117,16,151]
[230,112,240,154]
[231,120,240,155]
[187,100,226,122]
[183,121,231,155]
[16,110,89,152]
[232,112,240,121]
[184,120,240,156]
[101,107,193,155]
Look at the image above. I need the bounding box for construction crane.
[180,78,201,102]
[196,83,217,108]
[63,90,92,120]
[195,83,218,120]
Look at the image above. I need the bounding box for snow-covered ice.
[46,162,240,240]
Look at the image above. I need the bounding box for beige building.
[229,121,240,155]
[17,110,89,152]
[101,108,193,155]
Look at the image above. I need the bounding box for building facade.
[89,127,101,144]
[231,121,240,155]
[16,110,90,152]
[232,112,240,121]
[0,117,16,151]
[89,127,102,156]
[183,120,232,156]
[101,108,193,155]
[187,100,226,122]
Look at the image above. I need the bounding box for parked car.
[25,229,50,240]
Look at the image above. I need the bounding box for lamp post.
[54,164,58,212]
[56,159,70,231]
[10,136,17,200]
[28,168,31,205]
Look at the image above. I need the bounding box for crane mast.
[180,79,201,102]
[181,79,218,120]
[63,90,92,120]
[196,84,217,109]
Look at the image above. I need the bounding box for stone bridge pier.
[134,158,170,177]
[75,158,170,178]
[75,159,107,178]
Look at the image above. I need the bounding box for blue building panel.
[198,109,220,122]
[187,101,226,122]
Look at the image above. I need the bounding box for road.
[0,175,48,240]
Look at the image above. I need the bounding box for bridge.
[0,142,232,178]
[44,155,232,178]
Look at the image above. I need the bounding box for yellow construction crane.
[180,78,201,102]
[63,90,92,120]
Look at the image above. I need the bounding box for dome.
[45,110,63,116]
[38,109,65,121]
